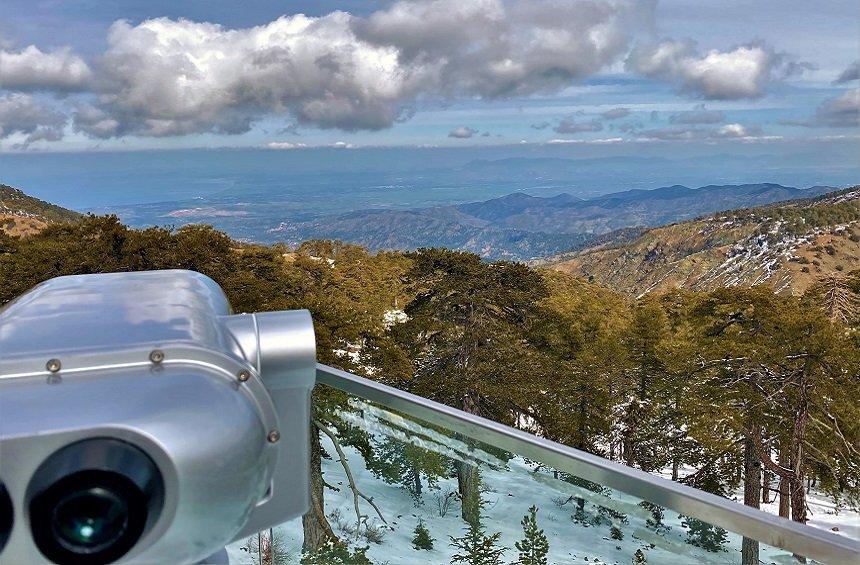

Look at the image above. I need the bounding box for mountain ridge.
[545,187,860,297]
[0,184,82,236]
[282,183,839,259]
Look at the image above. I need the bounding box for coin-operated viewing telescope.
[0,270,316,564]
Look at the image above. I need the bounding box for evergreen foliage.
[365,438,448,504]
[299,540,372,564]
[639,501,665,530]
[449,519,506,565]
[680,516,728,552]
[514,506,549,565]
[412,519,434,551]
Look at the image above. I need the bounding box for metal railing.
[317,363,860,564]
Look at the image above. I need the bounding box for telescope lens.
[52,479,133,553]
[28,440,163,565]
[0,482,12,554]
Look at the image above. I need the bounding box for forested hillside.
[1,214,858,563]
[548,187,860,297]
[0,184,81,236]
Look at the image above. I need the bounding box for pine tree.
[680,516,728,552]
[632,548,647,564]
[300,540,372,564]
[412,519,434,551]
[449,519,506,565]
[805,274,860,326]
[639,501,665,530]
[610,526,623,540]
[514,506,549,565]
[365,438,447,504]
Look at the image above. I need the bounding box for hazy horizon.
[3,139,858,212]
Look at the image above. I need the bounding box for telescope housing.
[0,270,316,564]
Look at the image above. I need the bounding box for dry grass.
[0,214,49,237]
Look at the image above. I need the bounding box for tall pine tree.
[514,506,549,565]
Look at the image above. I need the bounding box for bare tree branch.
[314,419,388,531]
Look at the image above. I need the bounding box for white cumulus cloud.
[783,88,860,128]
[554,117,603,133]
[0,45,92,91]
[712,123,762,138]
[67,0,636,138]
[448,126,477,139]
[633,122,766,141]
[266,141,308,150]
[834,60,859,84]
[626,40,802,99]
[0,94,67,145]
[669,103,725,124]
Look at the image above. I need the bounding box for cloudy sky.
[0,0,857,152]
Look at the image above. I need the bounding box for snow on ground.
[653,468,860,544]
[226,405,858,564]
[764,493,860,543]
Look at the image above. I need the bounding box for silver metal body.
[317,364,860,565]
[0,270,315,564]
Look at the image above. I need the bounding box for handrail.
[316,363,860,564]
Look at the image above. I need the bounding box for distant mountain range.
[3,180,852,266]
[0,184,81,237]
[276,183,838,260]
[545,187,860,297]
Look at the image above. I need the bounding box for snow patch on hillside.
[698,217,857,292]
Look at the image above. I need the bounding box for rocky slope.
[546,188,860,297]
[1,184,81,236]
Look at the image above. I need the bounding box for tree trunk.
[778,443,790,519]
[302,420,336,553]
[608,380,617,461]
[762,469,771,504]
[412,466,422,498]
[790,376,809,525]
[576,392,588,451]
[789,369,811,564]
[741,435,761,565]
[457,461,480,524]
[671,459,679,482]
[622,403,637,468]
[790,474,807,524]
[259,529,273,565]
[457,391,482,524]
